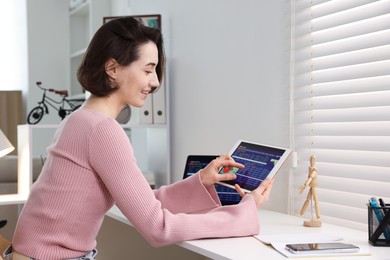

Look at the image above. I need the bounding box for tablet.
[217,140,291,193]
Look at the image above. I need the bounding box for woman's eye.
[146,71,152,75]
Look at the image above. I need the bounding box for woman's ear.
[105,58,119,79]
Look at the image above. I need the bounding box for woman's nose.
[150,74,160,88]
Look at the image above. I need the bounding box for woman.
[7,17,273,260]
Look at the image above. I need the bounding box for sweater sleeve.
[153,172,222,214]
[89,120,260,247]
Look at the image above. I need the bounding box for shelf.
[121,123,168,129]
[0,194,28,205]
[70,48,87,59]
[69,1,89,16]
[19,124,58,129]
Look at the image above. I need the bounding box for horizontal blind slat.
[311,29,390,58]
[294,91,390,110]
[294,173,390,199]
[312,1,390,31]
[293,149,390,168]
[312,14,390,45]
[294,76,390,98]
[312,60,390,84]
[294,122,390,136]
[319,177,390,198]
[311,0,377,19]
[295,136,390,152]
[317,203,367,227]
[295,189,369,214]
[313,45,390,70]
[294,162,390,182]
[294,107,390,123]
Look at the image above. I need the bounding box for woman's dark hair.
[77,17,165,97]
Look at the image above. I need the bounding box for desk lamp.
[0,129,14,158]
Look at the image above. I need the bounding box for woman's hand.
[200,154,244,187]
[235,178,274,209]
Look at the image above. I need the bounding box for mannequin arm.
[299,171,316,194]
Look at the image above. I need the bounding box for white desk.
[107,206,389,260]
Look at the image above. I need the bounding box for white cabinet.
[123,125,171,188]
[69,0,111,96]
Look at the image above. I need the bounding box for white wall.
[119,0,291,213]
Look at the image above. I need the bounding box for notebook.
[182,155,241,205]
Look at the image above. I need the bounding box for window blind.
[291,0,390,230]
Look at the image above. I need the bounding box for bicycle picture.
[27,81,85,124]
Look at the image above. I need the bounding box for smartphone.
[285,242,359,254]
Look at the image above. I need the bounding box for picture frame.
[103,14,161,29]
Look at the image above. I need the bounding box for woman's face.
[114,41,160,108]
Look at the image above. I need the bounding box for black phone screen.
[286,242,359,254]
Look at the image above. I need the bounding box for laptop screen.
[183,155,241,205]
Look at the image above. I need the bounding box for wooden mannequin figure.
[299,154,321,227]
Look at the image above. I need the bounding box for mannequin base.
[303,218,322,227]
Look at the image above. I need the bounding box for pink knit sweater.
[12,109,259,260]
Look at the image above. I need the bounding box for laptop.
[182,155,242,205]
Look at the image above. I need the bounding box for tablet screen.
[219,141,291,192]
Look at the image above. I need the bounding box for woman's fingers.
[246,178,274,208]
[257,178,272,194]
[234,184,246,197]
[215,155,245,170]
[217,172,237,182]
[200,153,244,187]
[218,154,230,160]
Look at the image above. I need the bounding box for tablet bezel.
[217,140,291,193]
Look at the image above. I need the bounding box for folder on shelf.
[140,94,153,124]
[152,79,166,124]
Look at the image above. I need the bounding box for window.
[291,0,390,230]
[0,0,27,91]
